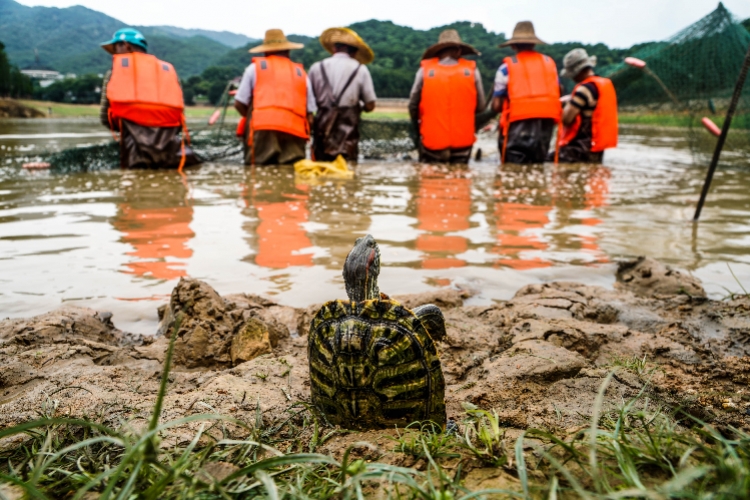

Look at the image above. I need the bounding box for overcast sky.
[17,0,750,48]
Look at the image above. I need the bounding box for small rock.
[231,317,272,365]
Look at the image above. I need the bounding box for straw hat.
[499,21,546,47]
[320,27,374,65]
[560,48,597,78]
[422,29,480,60]
[249,29,304,53]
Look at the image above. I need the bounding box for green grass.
[366,110,410,121]
[17,100,227,119]
[2,325,748,499]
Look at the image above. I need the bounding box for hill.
[145,26,256,48]
[0,0,244,77]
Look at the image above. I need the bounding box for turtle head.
[343,234,381,302]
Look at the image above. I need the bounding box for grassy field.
[1,324,748,500]
[18,100,222,119]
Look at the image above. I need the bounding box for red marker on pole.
[208,109,221,125]
[701,117,721,137]
[624,57,647,69]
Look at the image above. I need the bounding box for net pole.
[693,42,750,221]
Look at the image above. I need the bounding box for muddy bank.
[0,99,45,118]
[1,257,749,459]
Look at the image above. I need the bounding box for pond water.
[1,118,749,334]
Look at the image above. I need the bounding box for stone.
[231,317,272,365]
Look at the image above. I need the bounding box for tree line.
[5,17,750,106]
[0,42,33,98]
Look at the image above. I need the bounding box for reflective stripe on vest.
[501,51,561,129]
[251,56,309,140]
[107,53,184,128]
[559,76,618,152]
[419,58,477,150]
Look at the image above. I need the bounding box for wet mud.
[2,256,749,464]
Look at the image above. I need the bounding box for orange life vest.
[559,76,618,152]
[107,52,185,128]
[419,58,477,150]
[500,51,561,131]
[250,56,309,141]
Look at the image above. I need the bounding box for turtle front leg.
[413,304,446,341]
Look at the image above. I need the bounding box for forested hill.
[2,0,749,99]
[0,0,249,77]
[206,20,640,98]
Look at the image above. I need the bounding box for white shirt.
[234,60,318,114]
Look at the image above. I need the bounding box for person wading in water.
[99,28,197,169]
[556,48,619,163]
[408,29,486,164]
[491,21,562,164]
[308,27,377,162]
[234,29,317,166]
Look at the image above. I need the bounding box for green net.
[41,118,417,172]
[602,2,750,165]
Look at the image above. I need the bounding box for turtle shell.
[308,298,446,429]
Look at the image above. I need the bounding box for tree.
[0,41,33,98]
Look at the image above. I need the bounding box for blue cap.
[101,28,148,54]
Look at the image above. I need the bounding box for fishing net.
[602,2,750,165]
[43,127,243,173]
[40,118,417,172]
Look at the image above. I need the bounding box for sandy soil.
[2,256,749,475]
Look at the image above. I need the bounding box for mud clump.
[158,278,291,368]
[1,258,749,449]
[616,256,706,298]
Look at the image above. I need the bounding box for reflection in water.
[111,174,194,280]
[4,121,750,334]
[242,168,313,269]
[416,165,471,269]
[491,163,611,269]
[581,166,611,262]
[493,164,552,270]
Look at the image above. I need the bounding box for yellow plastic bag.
[293,155,353,180]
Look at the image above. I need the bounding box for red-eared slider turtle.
[308,234,447,429]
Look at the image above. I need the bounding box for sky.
[16,0,750,48]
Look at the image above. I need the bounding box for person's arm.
[233,64,255,117]
[474,68,486,113]
[360,66,377,113]
[562,102,581,126]
[491,64,508,114]
[491,96,505,113]
[99,70,114,129]
[408,68,424,123]
[562,84,593,126]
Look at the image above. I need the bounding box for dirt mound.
[1,260,748,448]
[0,99,45,118]
[616,256,706,298]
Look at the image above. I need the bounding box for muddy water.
[1,118,749,334]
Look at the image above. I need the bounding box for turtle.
[308,234,447,429]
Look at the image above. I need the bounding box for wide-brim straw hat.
[320,27,374,65]
[560,48,597,78]
[499,21,546,47]
[422,29,480,60]
[249,29,304,53]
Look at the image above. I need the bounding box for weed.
[461,402,509,467]
[392,421,461,460]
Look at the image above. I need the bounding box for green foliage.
[33,73,102,104]
[0,40,33,98]
[2,365,750,498]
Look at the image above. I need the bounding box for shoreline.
[1,255,748,496]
